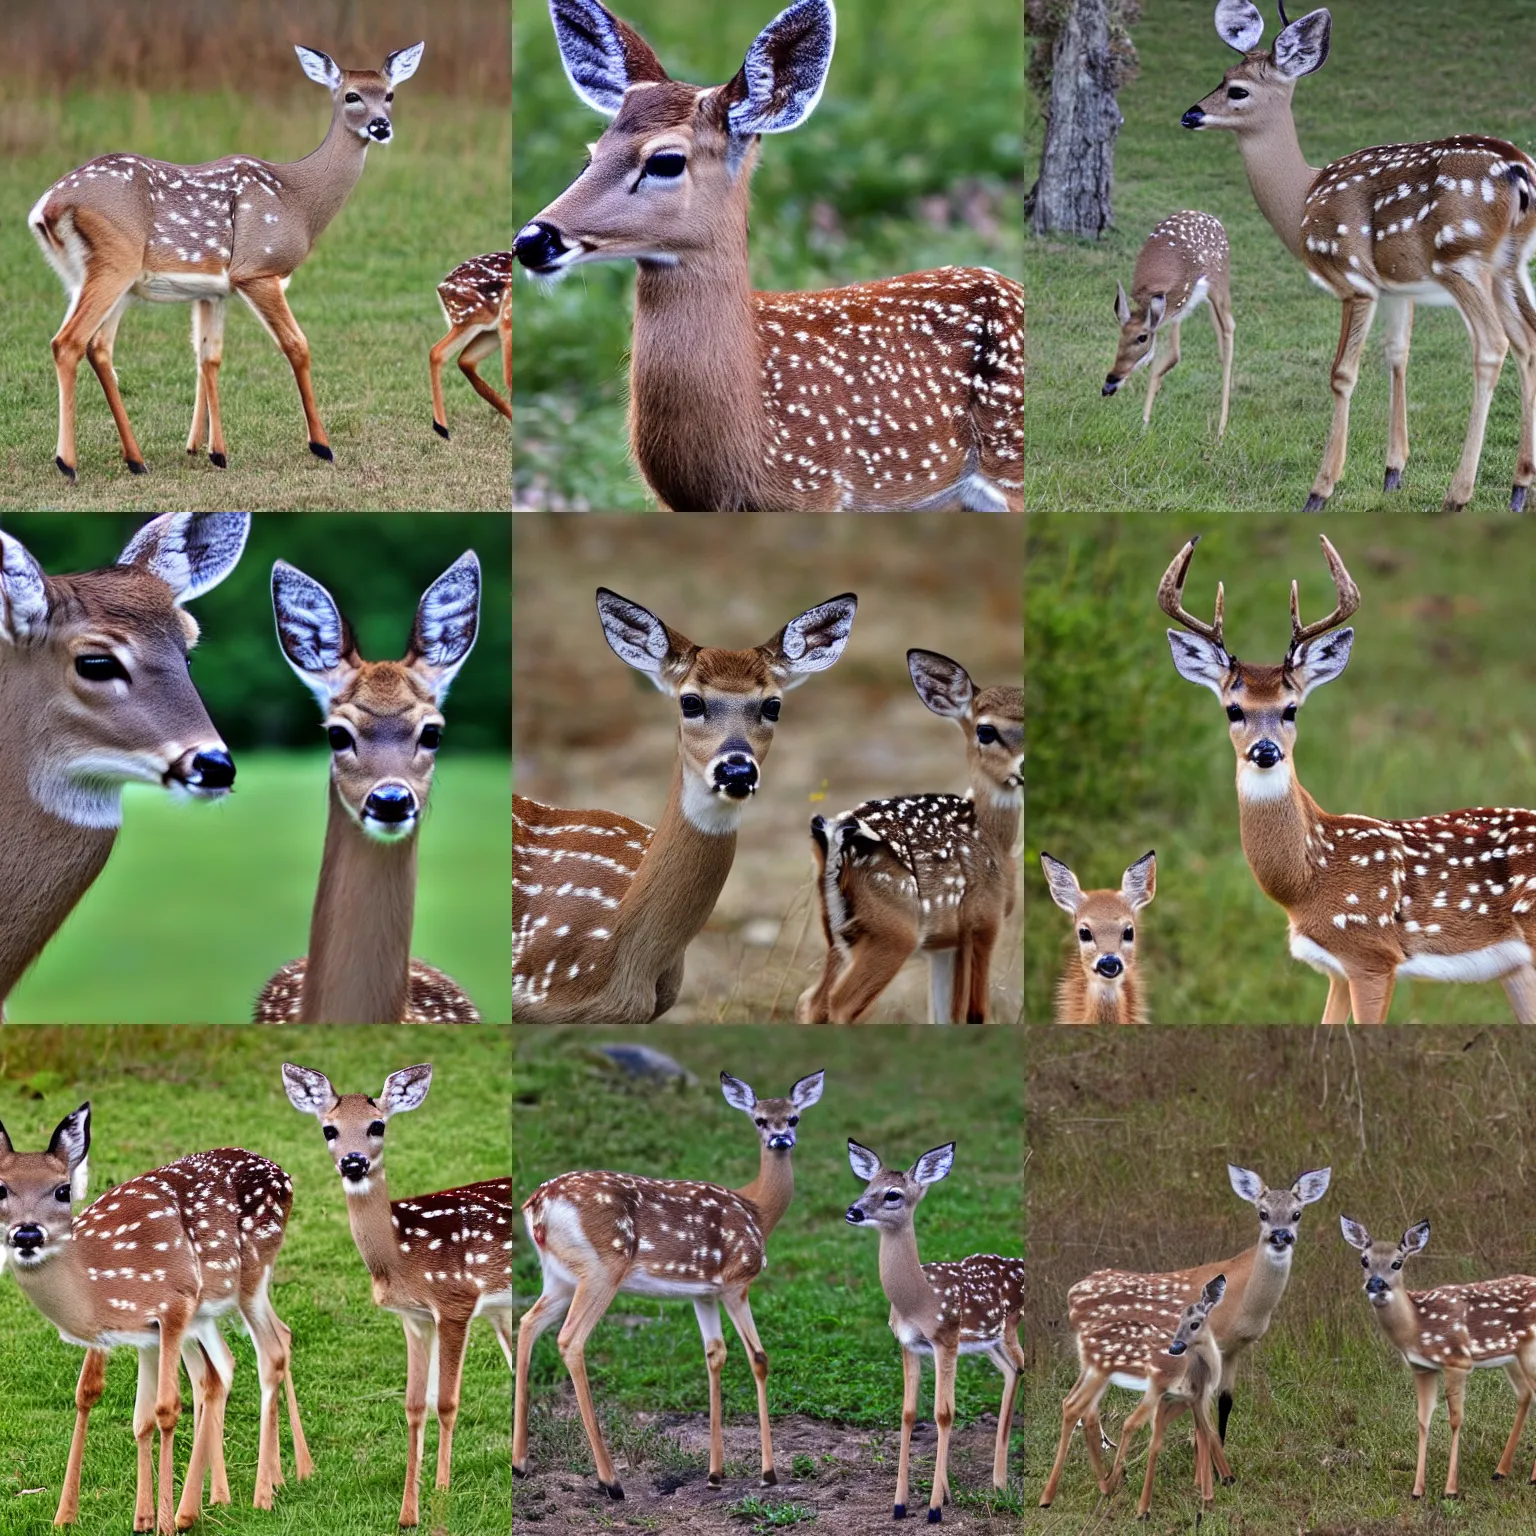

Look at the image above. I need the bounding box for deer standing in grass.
[513,588,856,1023]
[515,1070,825,1497]
[844,1140,1024,1522]
[514,0,1024,512]
[1040,1165,1331,1507]
[1163,533,1536,1023]
[254,554,482,1024]
[28,43,423,480]
[283,1064,513,1529]
[0,512,247,1014]
[796,651,1023,1024]
[1040,851,1156,1025]
[1184,1,1536,512]
[1340,1217,1536,1500]
[0,1104,311,1534]
[429,252,513,439]
[1103,211,1234,439]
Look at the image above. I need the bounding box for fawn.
[1040,851,1156,1023]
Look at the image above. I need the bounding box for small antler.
[1157,536,1227,654]
[1287,535,1359,655]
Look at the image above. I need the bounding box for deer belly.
[1110,1371,1153,1392]
[1396,938,1530,982]
[133,268,231,302]
[1376,276,1459,307]
[620,1268,724,1299]
[1289,932,1349,976]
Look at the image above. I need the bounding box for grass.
[1022,1027,1536,1534]
[727,1492,817,1528]
[6,752,511,1024]
[1025,0,1536,513]
[0,88,509,510]
[0,1025,512,1536]
[511,0,1024,510]
[1025,513,1536,1024]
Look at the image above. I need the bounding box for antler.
[1287,535,1359,654]
[1157,536,1227,654]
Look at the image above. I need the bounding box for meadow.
[511,0,1025,510]
[1025,513,1536,1024]
[0,1025,512,1536]
[1022,1027,1536,1534]
[1025,0,1536,514]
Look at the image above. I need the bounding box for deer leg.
[1495,1361,1532,1479]
[1379,295,1414,491]
[929,1344,957,1519]
[499,290,512,396]
[1346,969,1395,1026]
[827,922,917,1024]
[1495,264,1536,510]
[235,274,332,461]
[1136,1399,1174,1519]
[81,291,151,475]
[1411,1369,1439,1499]
[173,1338,223,1531]
[964,923,997,1025]
[184,1326,234,1509]
[153,1309,191,1536]
[556,1275,625,1499]
[241,1290,289,1506]
[795,942,845,1024]
[1438,270,1509,511]
[692,1298,729,1487]
[133,1346,159,1534]
[52,255,142,479]
[458,327,512,420]
[54,1348,107,1527]
[429,322,468,437]
[1305,295,1377,512]
[1194,1398,1224,1504]
[891,1346,921,1517]
[1499,963,1536,1023]
[987,1341,1019,1491]
[1443,1368,1468,1498]
[1211,295,1235,441]
[187,297,228,466]
[513,1283,573,1473]
[1106,1395,1155,1497]
[1142,321,1181,427]
[1039,1368,1104,1506]
[276,1310,314,1481]
[397,1314,435,1527]
[1321,973,1352,1026]
[924,949,955,1026]
[721,1287,776,1486]
[431,1313,472,1494]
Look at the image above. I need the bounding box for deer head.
[1339,1216,1430,1307]
[843,1140,954,1231]
[1104,284,1169,396]
[1230,1164,1332,1258]
[1166,1273,1227,1357]
[719,1070,824,1153]
[294,42,424,145]
[1182,2,1331,136]
[1041,850,1155,986]
[0,1103,91,1271]
[906,649,1024,809]
[282,1062,433,1194]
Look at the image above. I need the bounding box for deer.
[1340,1217,1536,1500]
[1103,211,1235,439]
[0,512,248,1014]
[513,588,857,1024]
[844,1139,1024,1522]
[429,251,513,439]
[282,1063,514,1529]
[254,553,483,1024]
[1162,532,1536,1024]
[515,1070,825,1498]
[1039,851,1156,1024]
[1039,1164,1330,1508]
[0,1103,311,1534]
[28,43,424,481]
[513,0,1024,512]
[795,650,1023,1025]
[1184,2,1536,513]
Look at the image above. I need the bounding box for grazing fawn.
[0,1104,310,1534]
[515,0,1024,511]
[1040,851,1156,1024]
[1040,1165,1330,1506]
[796,650,1023,1024]
[516,1071,825,1496]
[255,553,482,1023]
[1103,211,1235,438]
[283,1064,514,1529]
[1185,1,1536,511]
[29,44,423,479]
[1340,1217,1536,1499]
[0,513,247,1012]
[429,251,513,439]
[1163,533,1536,1023]
[844,1140,1024,1522]
[514,589,857,1023]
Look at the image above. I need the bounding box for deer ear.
[384,42,424,85]
[1214,0,1265,52]
[295,45,343,89]
[380,1065,433,1117]
[719,0,835,138]
[1121,851,1156,912]
[1287,628,1352,701]
[1338,1215,1371,1251]
[596,588,695,694]
[1292,1167,1331,1204]
[0,530,49,643]
[1227,1164,1265,1205]
[118,512,249,603]
[847,1139,882,1182]
[910,1143,955,1186]
[272,562,358,709]
[1114,281,1132,326]
[47,1103,91,1172]
[1040,853,1084,916]
[906,649,975,720]
[1401,1219,1430,1255]
[1273,7,1330,78]
[549,0,670,117]
[790,1070,825,1109]
[1200,1273,1227,1309]
[1167,629,1231,698]
[765,593,857,690]
[409,551,480,701]
[720,1072,757,1113]
[282,1063,338,1117]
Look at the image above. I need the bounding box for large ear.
[1227,1164,1266,1205]
[118,512,249,603]
[595,588,695,695]
[1146,293,1168,333]
[46,1102,91,1178]
[1287,628,1352,701]
[1199,1273,1227,1310]
[720,1072,757,1113]
[380,1064,433,1117]
[549,0,669,117]
[294,45,343,90]
[282,1063,338,1117]
[1114,281,1132,327]
[1040,853,1085,916]
[1166,629,1232,699]
[790,1070,825,1109]
[847,1139,882,1182]
[910,1143,955,1186]
[718,0,835,139]
[1214,0,1265,52]
[765,593,857,690]
[1272,8,1330,78]
[1292,1167,1332,1205]
[1338,1215,1371,1252]
[0,530,49,643]
[1121,851,1156,912]
[408,551,480,700]
[384,42,424,85]
[907,649,975,721]
[1400,1219,1431,1256]
[272,561,358,710]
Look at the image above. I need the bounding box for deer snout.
[515,221,570,273]
[1166,1338,1188,1356]
[167,746,236,796]
[1182,106,1206,130]
[1268,1228,1296,1249]
[1093,954,1124,980]
[362,782,418,834]
[845,1205,867,1224]
[1102,375,1122,396]
[712,754,760,800]
[1365,1275,1389,1301]
[7,1222,45,1258]
[1247,739,1284,770]
[366,117,393,142]
[338,1153,370,1184]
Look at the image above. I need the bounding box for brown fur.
[429,251,513,436]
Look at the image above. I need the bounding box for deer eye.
[1227,86,1249,100]
[55,1184,71,1202]
[1391,1259,1402,1271]
[787,1116,799,1126]
[1135,333,1148,344]
[762,699,782,722]
[368,1121,386,1138]
[680,694,705,719]
[1123,927,1134,942]
[976,724,1000,745]
[345,91,363,104]
[1361,1255,1369,1268]
[385,92,394,102]
[1226,704,1245,722]
[419,724,442,750]
[76,654,129,682]
[0,1184,6,1199]
[755,1118,767,1128]
[327,726,355,752]
[1282,704,1297,722]
[1189,1320,1200,1330]
[643,151,686,178]
[323,1126,339,1141]
[883,1189,903,1203]
[1078,927,1092,942]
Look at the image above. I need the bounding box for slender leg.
[1346,969,1396,1026]
[1106,1395,1155,1497]
[174,1340,224,1531]
[1142,321,1182,427]
[82,294,149,474]
[1495,1362,1531,1479]
[432,1313,472,1493]
[987,1341,1019,1491]
[929,1344,957,1520]
[694,1297,728,1486]
[499,289,512,397]
[513,1283,573,1473]
[1304,295,1378,512]
[1412,1368,1439,1499]
[133,1346,159,1534]
[828,928,917,1024]
[154,1309,191,1536]
[721,1287,776,1485]
[926,950,955,1027]
[277,1311,314,1481]
[964,923,996,1025]
[235,275,332,461]
[1194,1397,1226,1502]
[244,1299,287,1507]
[1494,262,1536,509]
[1438,271,1510,511]
[399,1314,435,1528]
[458,328,512,419]
[185,298,228,467]
[1210,295,1235,442]
[895,1346,921,1518]
[1502,963,1536,1024]
[430,322,472,438]
[54,1349,107,1526]
[1321,973,1351,1025]
[1379,295,1414,491]
[556,1275,625,1498]
[1040,1368,1109,1505]
[1444,1368,1468,1498]
[1136,1399,1175,1519]
[54,254,142,478]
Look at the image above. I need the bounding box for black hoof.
[1492,1472,1505,1482]
[760,1469,778,1487]
[125,457,148,475]
[1513,485,1529,513]
[1302,492,1329,513]
[894,1504,906,1520]
[1037,1501,1052,1510]
[926,1509,941,1524]
[56,456,77,482]
[597,1479,624,1501]
[1384,467,1402,492]
[1439,497,1466,515]
[1138,1515,1150,1524]
[707,1474,722,1489]
[1412,1493,1422,1501]
[210,451,227,469]
[512,1463,528,1480]
[1222,1475,1236,1486]
[309,441,334,462]
[432,420,450,439]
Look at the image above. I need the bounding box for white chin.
[358,814,418,843]
[1237,761,1294,801]
[343,1176,374,1197]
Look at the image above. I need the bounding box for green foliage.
[728,1492,818,1528]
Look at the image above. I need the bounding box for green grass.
[1025,0,1536,513]
[1025,513,1536,1024]
[512,0,1024,510]
[727,1492,817,1529]
[512,1027,1022,1438]
[0,90,509,510]
[6,753,511,1024]
[0,1025,511,1535]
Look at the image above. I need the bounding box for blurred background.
[512,0,1025,510]
[0,0,509,511]
[4,512,510,1023]
[513,513,1022,1023]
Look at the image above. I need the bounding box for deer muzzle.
[515,221,572,274]
[339,1153,370,1184]
[1102,374,1123,396]
[1167,1338,1188,1356]
[7,1222,45,1259]
[844,1205,867,1224]
[1182,107,1207,130]
[1094,954,1124,980]
[166,746,236,796]
[1247,739,1283,770]
[712,754,759,800]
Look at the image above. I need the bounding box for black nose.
[9,1223,43,1252]
[1366,1275,1386,1295]
[190,749,236,790]
[367,118,392,140]
[1270,1229,1295,1247]
[1102,376,1121,396]
[1182,107,1205,129]
[1094,954,1124,979]
[515,221,568,271]
[339,1154,369,1182]
[714,755,759,799]
[845,1206,865,1224]
[364,784,417,823]
[768,1133,794,1150]
[1248,740,1283,770]
[1167,1339,1187,1356]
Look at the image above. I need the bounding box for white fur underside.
[1292,933,1532,983]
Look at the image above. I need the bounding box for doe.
[1040,851,1156,1024]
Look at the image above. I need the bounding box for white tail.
[429,251,513,439]
[1040,850,1156,1024]
[28,42,423,479]
[514,0,1023,511]
[514,1070,825,1496]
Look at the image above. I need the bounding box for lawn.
[0,1024,512,1536]
[1025,0,1536,514]
[1025,513,1536,1024]
[6,753,511,1025]
[512,0,1025,510]
[1022,1026,1536,1534]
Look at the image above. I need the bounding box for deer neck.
[1369,1287,1426,1356]
[339,1167,405,1292]
[1057,968,1142,1026]
[1231,113,1317,261]
[271,101,374,250]
[1235,762,1325,911]
[1214,1239,1292,1349]
[298,780,417,1024]
[878,1219,942,1336]
[974,781,1022,857]
[8,1241,101,1343]
[736,1145,794,1240]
